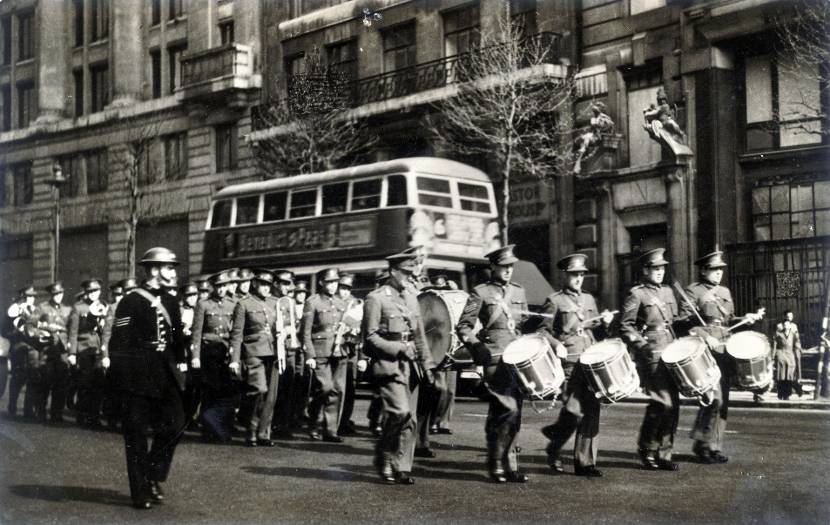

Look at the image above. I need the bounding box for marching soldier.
[226,269,240,301]
[272,270,302,439]
[293,280,310,425]
[620,248,681,471]
[190,271,237,443]
[365,269,390,436]
[28,282,72,423]
[302,268,348,442]
[537,254,615,477]
[68,279,108,428]
[179,282,201,427]
[4,286,37,417]
[456,245,530,484]
[363,252,436,484]
[336,273,364,437]
[196,280,211,303]
[236,268,254,301]
[108,247,187,509]
[681,250,763,464]
[229,269,280,447]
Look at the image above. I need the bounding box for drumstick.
[519,310,555,319]
[673,282,707,327]
[727,309,766,333]
[580,310,620,327]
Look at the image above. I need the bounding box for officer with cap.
[179,283,201,427]
[229,269,280,447]
[401,245,430,291]
[226,269,240,301]
[363,252,436,484]
[456,244,530,483]
[4,285,37,417]
[365,268,392,436]
[190,271,238,443]
[336,273,364,436]
[302,268,348,442]
[28,282,72,423]
[236,269,254,301]
[537,254,616,477]
[620,248,681,471]
[108,247,187,509]
[196,280,212,303]
[271,269,302,439]
[682,250,763,464]
[100,278,137,430]
[68,279,108,427]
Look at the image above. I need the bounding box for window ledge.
[738,144,830,164]
[15,57,35,66]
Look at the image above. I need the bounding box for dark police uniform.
[68,280,107,427]
[29,284,71,422]
[108,251,186,508]
[191,273,237,443]
[230,270,279,446]
[619,248,680,470]
[363,252,436,484]
[302,268,348,440]
[456,245,529,482]
[537,254,609,476]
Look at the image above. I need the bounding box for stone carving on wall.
[642,87,692,158]
[573,101,617,175]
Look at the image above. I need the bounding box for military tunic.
[29,301,71,421]
[619,283,680,460]
[272,295,303,434]
[68,300,107,425]
[456,280,528,475]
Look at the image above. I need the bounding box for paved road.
[1,400,828,525]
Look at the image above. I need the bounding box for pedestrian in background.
[773,311,801,400]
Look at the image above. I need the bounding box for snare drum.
[661,337,721,398]
[726,331,772,390]
[502,334,565,400]
[579,339,640,403]
[418,289,471,366]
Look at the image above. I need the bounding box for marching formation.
[2,243,772,508]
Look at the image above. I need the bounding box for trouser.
[76,352,107,424]
[338,359,357,433]
[691,352,733,452]
[34,353,70,421]
[484,360,523,474]
[66,364,80,410]
[121,382,185,504]
[309,356,347,437]
[182,369,202,425]
[376,363,420,474]
[367,393,383,428]
[240,355,279,441]
[201,387,238,443]
[544,363,601,468]
[434,370,457,427]
[273,348,302,432]
[416,369,450,448]
[638,358,680,461]
[7,345,29,414]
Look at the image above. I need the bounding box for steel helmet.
[140,247,179,266]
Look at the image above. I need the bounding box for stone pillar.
[35,0,68,123]
[110,1,143,107]
[666,160,695,286]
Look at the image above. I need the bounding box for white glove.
[357,359,368,373]
[101,357,110,369]
[68,354,77,366]
[306,358,317,370]
[601,310,615,325]
[177,363,188,373]
[555,343,568,359]
[229,361,240,375]
[191,357,201,369]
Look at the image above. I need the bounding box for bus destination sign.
[226,217,377,258]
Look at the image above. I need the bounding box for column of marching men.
[1,243,769,505]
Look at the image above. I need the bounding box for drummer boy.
[537,253,615,477]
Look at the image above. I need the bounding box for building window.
[91,0,109,42]
[164,132,188,180]
[443,4,480,57]
[1,16,11,65]
[219,19,234,45]
[86,149,108,194]
[12,163,33,206]
[744,53,824,150]
[17,11,34,61]
[73,70,84,117]
[59,154,84,199]
[630,0,666,15]
[510,0,537,36]
[74,0,85,47]
[752,179,830,240]
[0,237,32,261]
[625,65,664,167]
[90,63,109,112]
[150,50,161,99]
[168,44,186,94]
[17,83,35,128]
[215,123,238,172]
[136,142,156,186]
[151,0,161,26]
[285,53,305,94]
[382,22,416,73]
[326,40,358,81]
[1,84,11,131]
[169,0,184,20]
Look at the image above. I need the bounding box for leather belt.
[382,332,412,342]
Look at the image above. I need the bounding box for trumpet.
[89,300,109,318]
[7,302,35,319]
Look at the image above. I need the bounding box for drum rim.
[579,340,627,365]
[502,334,551,364]
[661,337,706,364]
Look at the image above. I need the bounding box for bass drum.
[418,289,470,367]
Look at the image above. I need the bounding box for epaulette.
[508,281,524,289]
[473,283,489,293]
[630,284,645,290]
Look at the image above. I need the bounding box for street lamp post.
[45,163,68,283]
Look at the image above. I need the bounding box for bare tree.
[248,46,377,176]
[425,9,576,245]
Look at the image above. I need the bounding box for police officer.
[620,248,680,471]
[68,279,108,428]
[272,270,302,439]
[230,269,279,447]
[179,282,200,427]
[190,271,237,443]
[457,244,530,483]
[303,268,348,442]
[682,250,762,464]
[363,252,436,484]
[4,286,37,417]
[100,278,136,430]
[538,254,615,477]
[29,282,72,423]
[336,273,364,437]
[108,247,187,509]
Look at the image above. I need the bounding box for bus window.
[351,178,381,211]
[387,174,407,206]
[263,191,287,222]
[289,189,317,218]
[210,199,231,228]
[322,182,348,215]
[458,182,492,213]
[417,176,452,208]
[236,196,260,225]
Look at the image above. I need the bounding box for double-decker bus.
[202,157,500,295]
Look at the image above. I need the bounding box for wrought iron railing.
[181,43,255,88]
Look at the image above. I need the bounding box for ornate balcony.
[178,43,261,107]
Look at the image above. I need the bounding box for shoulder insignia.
[462,295,482,316]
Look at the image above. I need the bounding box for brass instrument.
[89,300,109,318]
[7,302,36,333]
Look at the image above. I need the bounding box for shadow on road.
[240,465,377,483]
[272,441,374,457]
[8,485,128,507]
